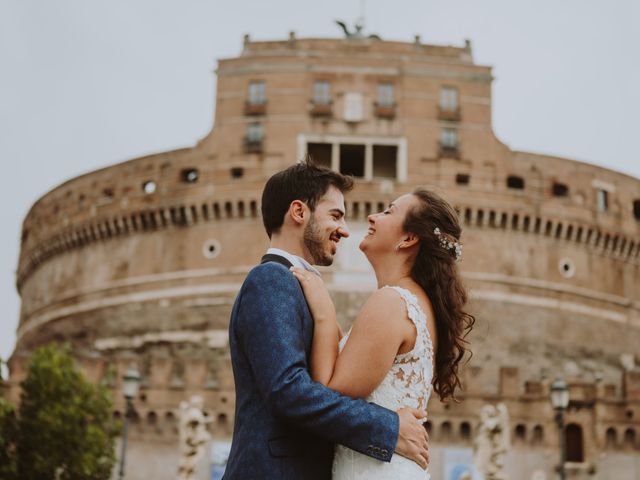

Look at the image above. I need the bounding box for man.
[224,160,429,479]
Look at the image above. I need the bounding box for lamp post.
[118,366,141,480]
[550,378,570,480]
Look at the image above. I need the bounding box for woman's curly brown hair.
[403,188,475,401]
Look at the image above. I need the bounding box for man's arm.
[236,263,398,462]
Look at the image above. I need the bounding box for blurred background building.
[6,30,640,479]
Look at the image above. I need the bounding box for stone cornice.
[16,196,640,295]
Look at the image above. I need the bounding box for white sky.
[1,0,639,362]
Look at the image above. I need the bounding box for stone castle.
[6,31,640,479]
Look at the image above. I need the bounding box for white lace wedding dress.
[332,286,434,480]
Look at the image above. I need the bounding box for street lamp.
[550,378,570,480]
[118,366,141,480]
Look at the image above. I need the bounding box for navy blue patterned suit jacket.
[224,254,399,479]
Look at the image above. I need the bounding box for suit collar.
[260,254,294,269]
[265,248,321,276]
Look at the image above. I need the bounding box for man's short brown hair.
[261,158,354,238]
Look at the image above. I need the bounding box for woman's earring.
[395,243,402,251]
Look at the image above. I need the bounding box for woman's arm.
[290,267,341,383]
[291,268,413,398]
[327,288,413,398]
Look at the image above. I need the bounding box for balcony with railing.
[244,101,267,116]
[438,106,461,122]
[374,102,396,119]
[310,101,333,117]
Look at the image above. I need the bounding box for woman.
[291,188,474,479]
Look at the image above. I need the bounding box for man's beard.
[303,215,334,266]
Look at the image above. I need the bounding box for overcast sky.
[1,0,638,363]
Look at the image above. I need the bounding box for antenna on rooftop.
[356,0,366,33]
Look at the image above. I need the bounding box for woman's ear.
[399,233,420,250]
[289,200,307,226]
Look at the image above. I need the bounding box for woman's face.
[359,193,419,254]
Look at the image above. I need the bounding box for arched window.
[165,411,178,434]
[218,413,228,428]
[459,422,471,442]
[424,420,433,437]
[440,421,452,442]
[129,410,140,425]
[605,427,618,449]
[624,428,636,449]
[464,208,472,224]
[514,424,527,444]
[352,202,361,219]
[147,411,157,425]
[545,220,553,236]
[565,423,584,462]
[500,212,508,228]
[532,425,544,446]
[488,210,496,227]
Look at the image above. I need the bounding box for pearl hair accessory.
[433,227,462,262]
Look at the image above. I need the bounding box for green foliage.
[15,344,119,480]
[0,398,18,480]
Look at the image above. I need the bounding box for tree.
[15,344,118,480]
[0,397,18,480]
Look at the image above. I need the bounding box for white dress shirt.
[266,247,321,276]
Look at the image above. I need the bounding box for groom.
[224,159,429,479]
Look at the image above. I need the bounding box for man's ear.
[288,200,307,226]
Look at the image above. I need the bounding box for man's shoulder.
[249,260,291,278]
[244,261,299,290]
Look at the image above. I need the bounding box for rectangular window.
[456,173,470,185]
[553,182,569,197]
[597,189,608,212]
[248,81,266,105]
[372,145,397,178]
[246,124,263,143]
[313,81,331,105]
[339,144,365,177]
[307,143,332,168]
[377,83,395,107]
[441,128,458,148]
[440,86,459,112]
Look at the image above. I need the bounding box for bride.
[291,188,475,479]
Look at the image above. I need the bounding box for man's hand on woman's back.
[395,407,430,470]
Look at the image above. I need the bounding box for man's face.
[303,186,350,266]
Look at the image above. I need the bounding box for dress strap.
[384,286,434,361]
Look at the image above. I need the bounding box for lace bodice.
[333,286,433,479]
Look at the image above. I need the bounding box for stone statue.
[620,353,638,372]
[473,403,510,480]
[335,20,381,40]
[177,395,211,480]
